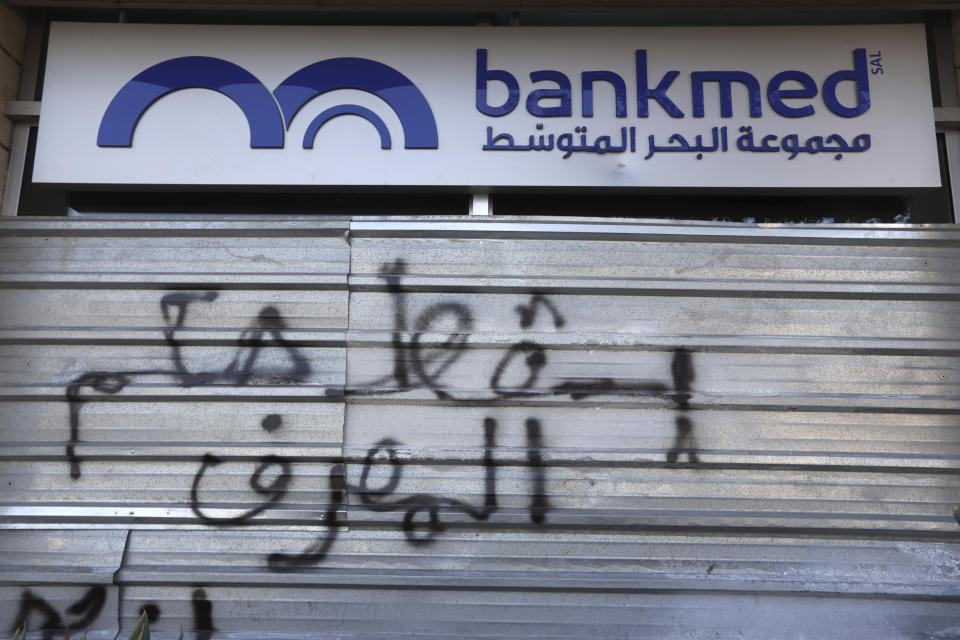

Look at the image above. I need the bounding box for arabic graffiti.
[483,123,871,160]
[190,452,294,526]
[7,588,217,639]
[341,259,681,404]
[353,422,499,545]
[64,292,312,479]
[60,261,702,577]
[261,260,699,570]
[161,293,310,387]
[515,294,565,329]
[66,372,131,479]
[191,589,216,640]
[267,463,346,572]
[668,348,698,464]
[266,415,543,573]
[10,587,106,640]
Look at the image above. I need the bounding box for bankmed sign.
[35,23,938,188]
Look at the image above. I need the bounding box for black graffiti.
[66,372,131,479]
[525,418,550,524]
[669,416,698,464]
[350,260,473,400]
[261,414,282,432]
[489,341,547,398]
[352,418,499,545]
[515,294,565,329]
[10,591,61,636]
[191,588,216,640]
[160,291,222,387]
[11,587,106,639]
[56,261,704,577]
[266,415,553,571]
[65,294,311,479]
[349,263,691,418]
[161,291,219,328]
[382,260,411,389]
[550,378,669,400]
[408,302,473,400]
[267,464,346,572]
[240,262,700,572]
[190,453,293,526]
[64,586,107,631]
[667,348,699,463]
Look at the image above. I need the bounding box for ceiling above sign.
[35,23,939,188]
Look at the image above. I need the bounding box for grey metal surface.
[0,216,958,639]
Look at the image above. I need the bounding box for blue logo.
[97,56,439,149]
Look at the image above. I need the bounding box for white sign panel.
[35,23,939,188]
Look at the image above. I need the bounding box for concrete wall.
[0,2,25,214]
